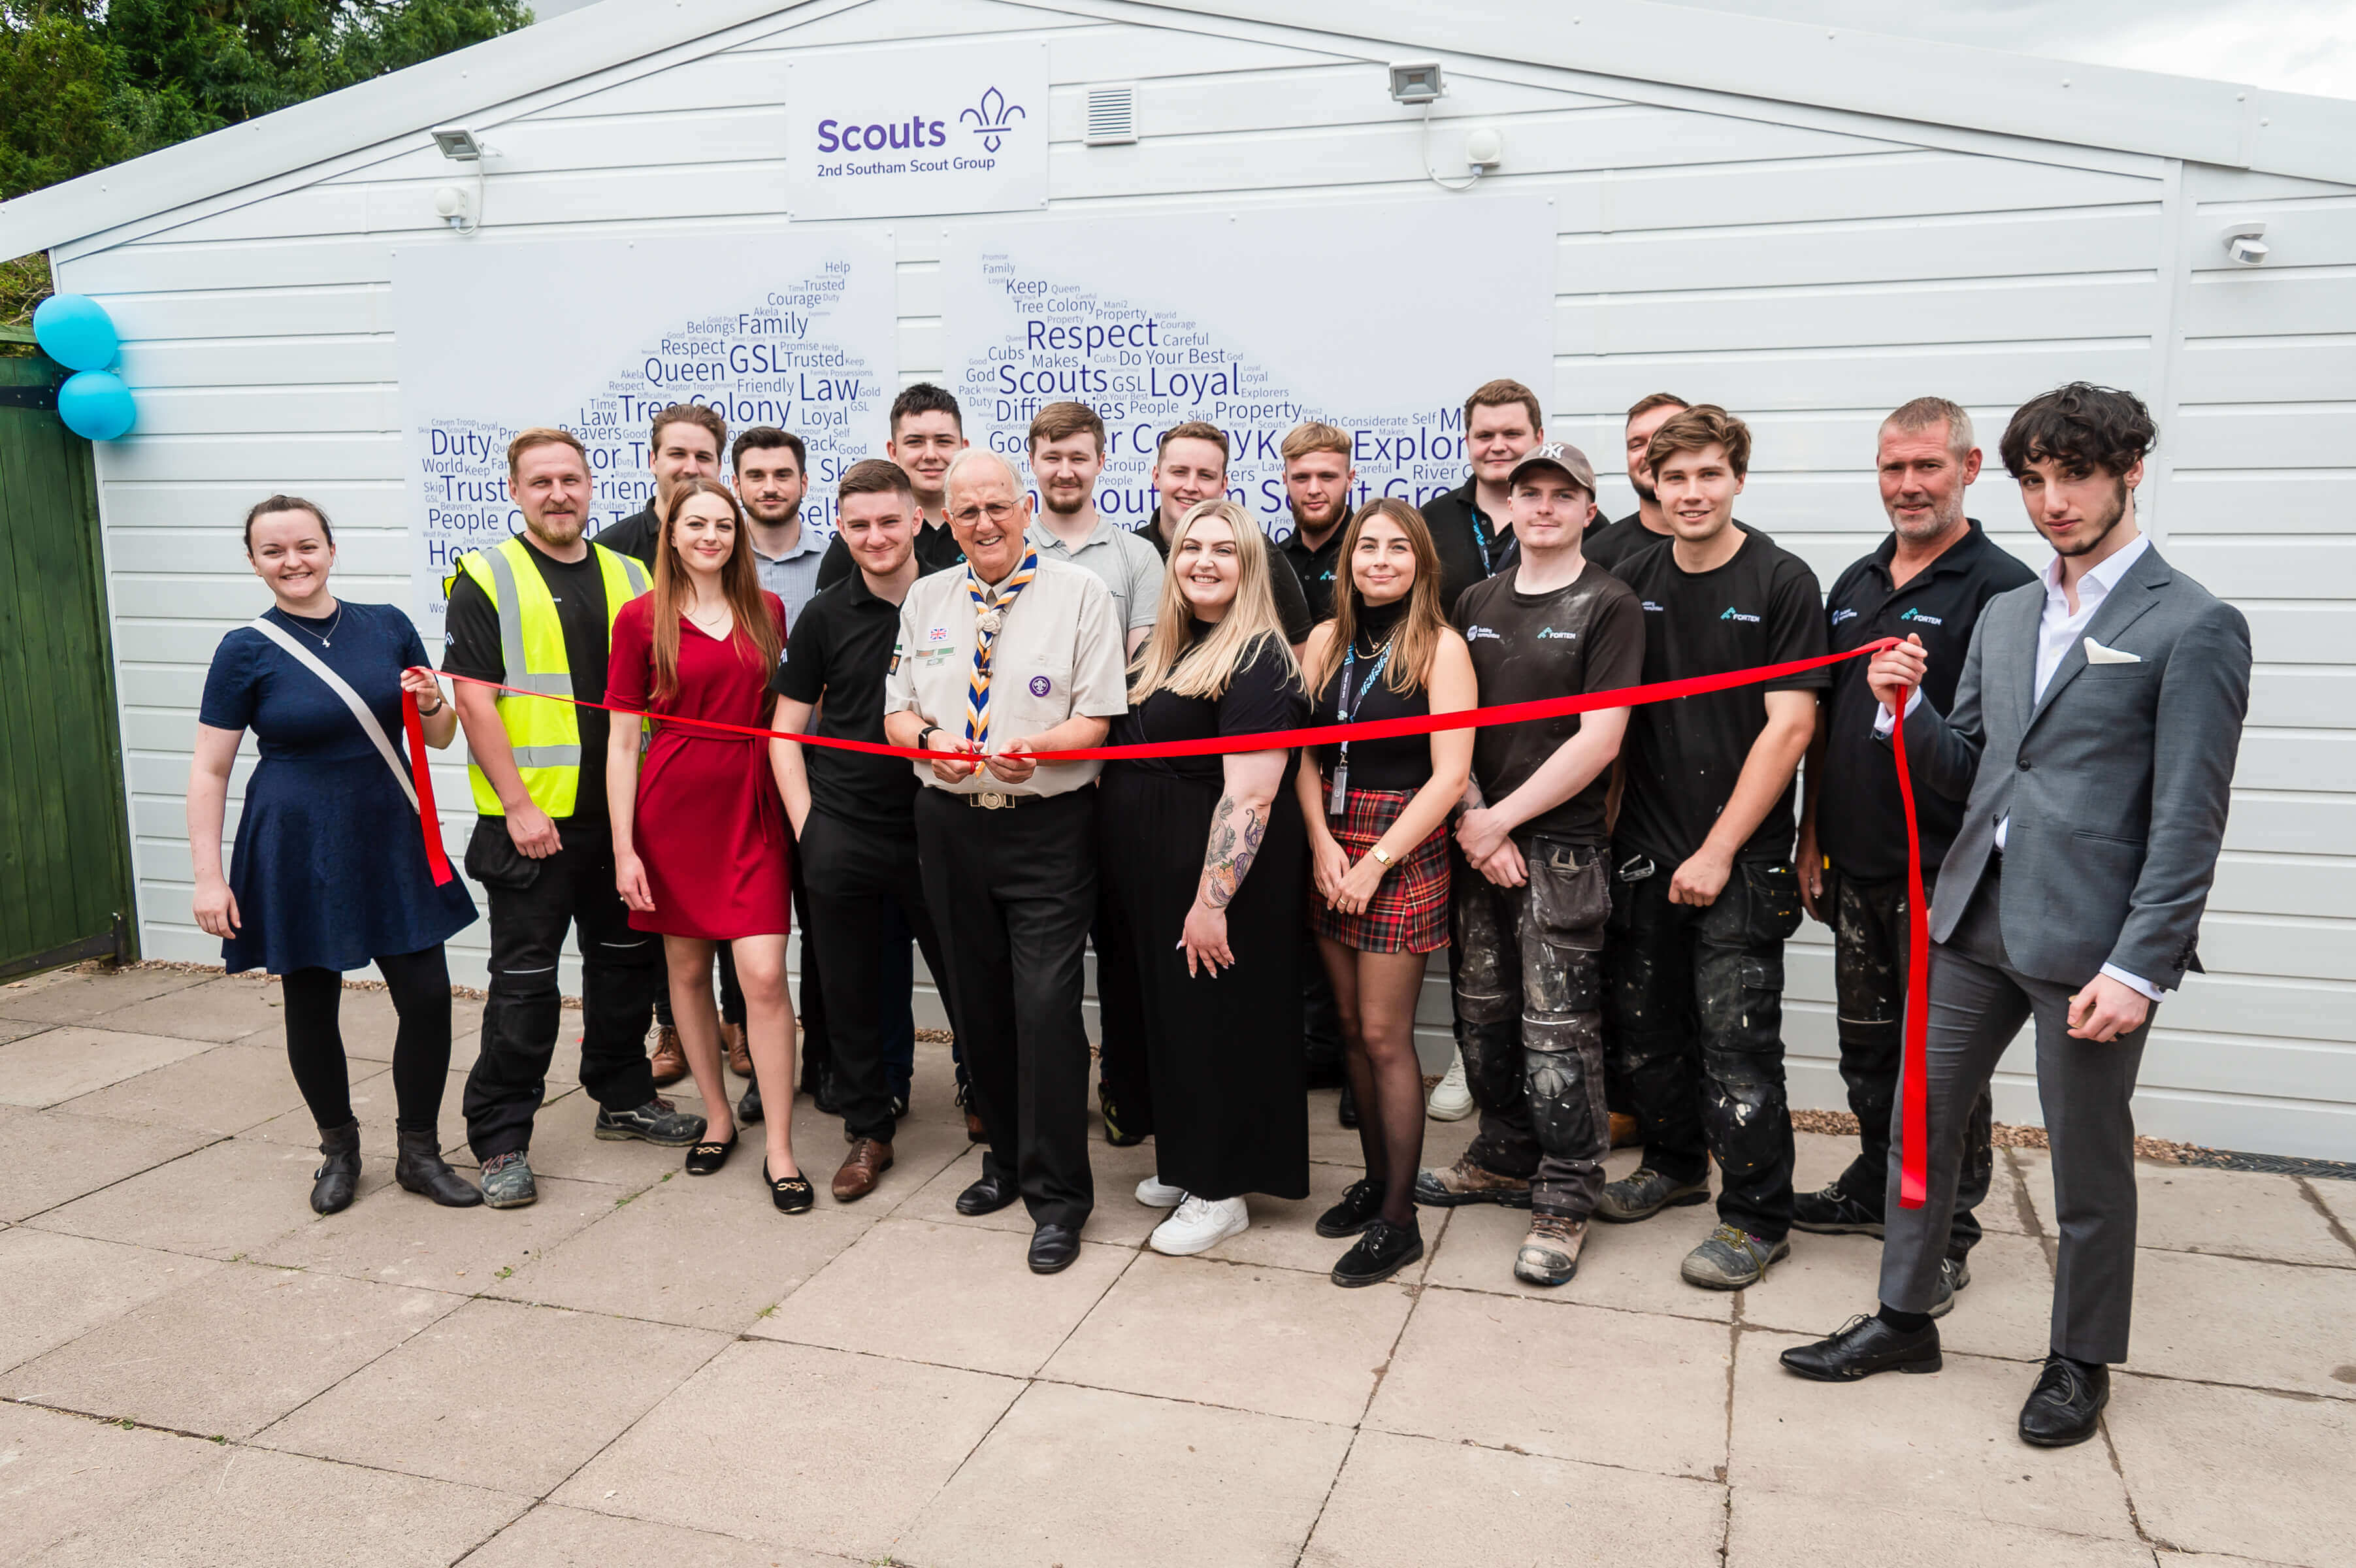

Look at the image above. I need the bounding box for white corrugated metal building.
[3,0,2349,1157]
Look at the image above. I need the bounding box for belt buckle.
[975,790,1010,810]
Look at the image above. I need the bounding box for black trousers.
[1827,866,1990,1260]
[654,945,743,1029]
[1093,902,1153,1135]
[916,787,1097,1229]
[788,845,832,1082]
[282,946,453,1134]
[463,818,662,1162]
[800,808,953,1144]
[1607,856,1804,1242]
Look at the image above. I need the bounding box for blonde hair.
[1129,500,1299,703]
[1304,498,1449,698]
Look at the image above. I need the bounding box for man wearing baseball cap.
[1416,441,1645,1289]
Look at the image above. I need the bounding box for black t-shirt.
[1138,519,1317,645]
[1585,512,1670,578]
[1453,561,1646,845]
[1819,519,2037,881]
[1107,625,1307,787]
[595,506,661,568]
[814,519,966,593]
[442,537,617,823]
[1615,530,1829,866]
[1420,478,1518,615]
[1308,601,1434,792]
[1280,521,1347,625]
[769,570,919,831]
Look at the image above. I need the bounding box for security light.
[431,124,486,161]
[1388,62,1444,104]
[2224,224,2269,266]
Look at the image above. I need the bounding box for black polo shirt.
[594,505,661,568]
[768,570,925,832]
[815,517,964,593]
[1818,518,2037,882]
[1584,511,1671,578]
[1136,516,1317,644]
[1418,476,1516,614]
[1279,520,1346,623]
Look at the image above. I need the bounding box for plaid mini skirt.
[1307,782,1451,954]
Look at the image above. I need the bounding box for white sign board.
[941,198,1557,537]
[391,230,898,638]
[786,39,1049,220]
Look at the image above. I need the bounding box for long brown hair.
[648,478,782,701]
[1305,498,1448,697]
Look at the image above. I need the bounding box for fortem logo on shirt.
[1465,625,1504,641]
[1899,607,1945,626]
[1536,627,1579,640]
[1719,607,1762,623]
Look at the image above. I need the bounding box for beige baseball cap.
[1508,441,1597,495]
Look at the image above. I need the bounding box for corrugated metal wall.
[53,0,2356,1156]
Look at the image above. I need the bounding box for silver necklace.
[284,601,344,648]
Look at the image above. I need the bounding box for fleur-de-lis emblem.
[960,86,1026,153]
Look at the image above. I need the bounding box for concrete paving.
[1,964,2351,1568]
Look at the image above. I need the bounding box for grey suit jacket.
[1893,542,2251,991]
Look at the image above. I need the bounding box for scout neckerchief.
[963,547,1041,748]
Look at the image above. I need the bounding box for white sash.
[248,615,422,813]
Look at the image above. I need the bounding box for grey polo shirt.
[749,523,827,627]
[1025,517,1164,632]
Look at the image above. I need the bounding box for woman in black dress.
[1294,499,1475,1286]
[189,496,480,1215]
[1099,498,1310,1257]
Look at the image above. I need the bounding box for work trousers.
[1880,867,2153,1364]
[1607,856,1804,1243]
[1827,866,1990,1260]
[1451,838,1612,1220]
[463,818,662,1162]
[800,808,953,1145]
[916,787,1098,1229]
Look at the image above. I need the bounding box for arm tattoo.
[1200,792,1268,909]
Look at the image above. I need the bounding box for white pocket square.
[2084,638,2142,665]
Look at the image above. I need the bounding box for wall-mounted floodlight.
[431,124,487,161]
[1389,62,1445,104]
[2224,223,2269,266]
[429,124,490,237]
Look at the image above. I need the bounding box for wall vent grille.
[1085,84,1137,146]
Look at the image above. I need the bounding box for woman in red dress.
[606,479,810,1211]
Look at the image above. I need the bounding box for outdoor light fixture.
[2224,223,2270,265]
[1388,61,1444,104]
[431,124,487,161]
[429,123,490,236]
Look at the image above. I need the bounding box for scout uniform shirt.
[884,555,1130,796]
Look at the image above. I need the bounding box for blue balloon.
[33,294,120,372]
[58,370,136,442]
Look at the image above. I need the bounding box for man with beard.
[1277,422,1358,621]
[817,384,970,589]
[1139,421,1316,650]
[1782,384,2250,1452]
[1788,399,2033,1311]
[1583,392,1689,577]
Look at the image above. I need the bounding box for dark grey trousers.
[1878,873,2153,1364]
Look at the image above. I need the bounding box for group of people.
[190,370,2250,1451]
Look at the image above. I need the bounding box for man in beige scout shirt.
[884,448,1129,1275]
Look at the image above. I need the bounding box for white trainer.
[1135,1174,1187,1209]
[1426,1047,1474,1122]
[1149,1194,1249,1256]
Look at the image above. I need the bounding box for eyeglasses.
[949,500,1021,526]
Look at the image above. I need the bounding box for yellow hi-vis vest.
[446,536,650,819]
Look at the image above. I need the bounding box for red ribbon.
[402,689,456,887]
[401,632,1935,1206]
[1888,683,1931,1210]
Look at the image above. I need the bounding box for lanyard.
[1471,508,1493,576]
[1326,634,1394,814]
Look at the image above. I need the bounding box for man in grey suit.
[1779,384,2251,1450]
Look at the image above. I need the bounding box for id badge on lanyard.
[1327,639,1392,816]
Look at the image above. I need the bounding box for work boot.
[1680,1224,1791,1290]
[1596,1166,1710,1223]
[479,1151,537,1209]
[395,1127,482,1207]
[1514,1213,1588,1287]
[1609,1111,1642,1149]
[723,1022,753,1078]
[648,1025,687,1086]
[594,1096,706,1146]
[309,1119,361,1215]
[1792,1177,1884,1237]
[1413,1154,1532,1209]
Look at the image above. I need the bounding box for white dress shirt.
[1875,532,2162,998]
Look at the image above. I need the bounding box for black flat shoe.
[1331,1217,1422,1287]
[685,1132,738,1176]
[1028,1222,1082,1274]
[394,1127,481,1207]
[957,1170,1020,1217]
[1315,1178,1384,1239]
[1337,1080,1359,1128]
[763,1158,814,1214]
[738,1078,763,1125]
[2019,1354,2108,1447]
[1780,1315,1943,1382]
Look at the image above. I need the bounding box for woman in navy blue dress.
[188,496,480,1215]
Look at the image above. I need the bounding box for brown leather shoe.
[832,1137,894,1201]
[1609,1111,1641,1149]
[648,1025,687,1087]
[722,1022,752,1078]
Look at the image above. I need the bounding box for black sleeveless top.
[1309,598,1434,792]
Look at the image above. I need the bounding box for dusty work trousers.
[1451,838,1612,1220]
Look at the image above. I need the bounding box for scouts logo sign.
[789,40,1047,221]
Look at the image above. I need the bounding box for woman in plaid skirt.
[1294,499,1476,1287]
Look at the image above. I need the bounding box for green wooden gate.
[0,347,135,979]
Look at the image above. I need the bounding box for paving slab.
[1301,1428,1727,1568]
[236,1069,442,1162]
[0,1017,50,1045]
[1427,1193,1734,1322]
[503,1086,693,1186]
[2302,1175,2356,1246]
[82,976,286,1045]
[890,1141,1168,1246]
[26,1444,527,1568]
[2121,1247,2356,1399]
[253,1171,615,1292]
[1212,1160,1433,1278]
[1,1261,453,1439]
[0,1105,213,1222]
[899,1380,1353,1568]
[256,1296,727,1495]
[1726,1490,2156,1567]
[0,1228,225,1375]
[461,1504,844,1568]
[29,1136,380,1260]
[2108,1372,2356,1565]
[502,1172,868,1331]
[0,1026,221,1109]
[0,966,210,1026]
[2127,1164,2352,1268]
[0,1400,220,1564]
[1366,1285,1731,1479]
[1742,1227,2057,1363]
[1309,1086,1477,1170]
[757,1215,1130,1375]
[56,1042,307,1135]
[553,1339,1023,1560]
[1043,1250,1414,1426]
[1730,1329,2138,1539]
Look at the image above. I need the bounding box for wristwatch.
[1370,846,1394,868]
[916,725,941,752]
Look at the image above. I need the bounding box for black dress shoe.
[1780,1315,1943,1381]
[1028,1222,1083,1274]
[956,1170,1020,1217]
[2019,1354,2108,1447]
[1315,1178,1383,1239]
[1337,1080,1359,1128]
[1331,1217,1422,1288]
